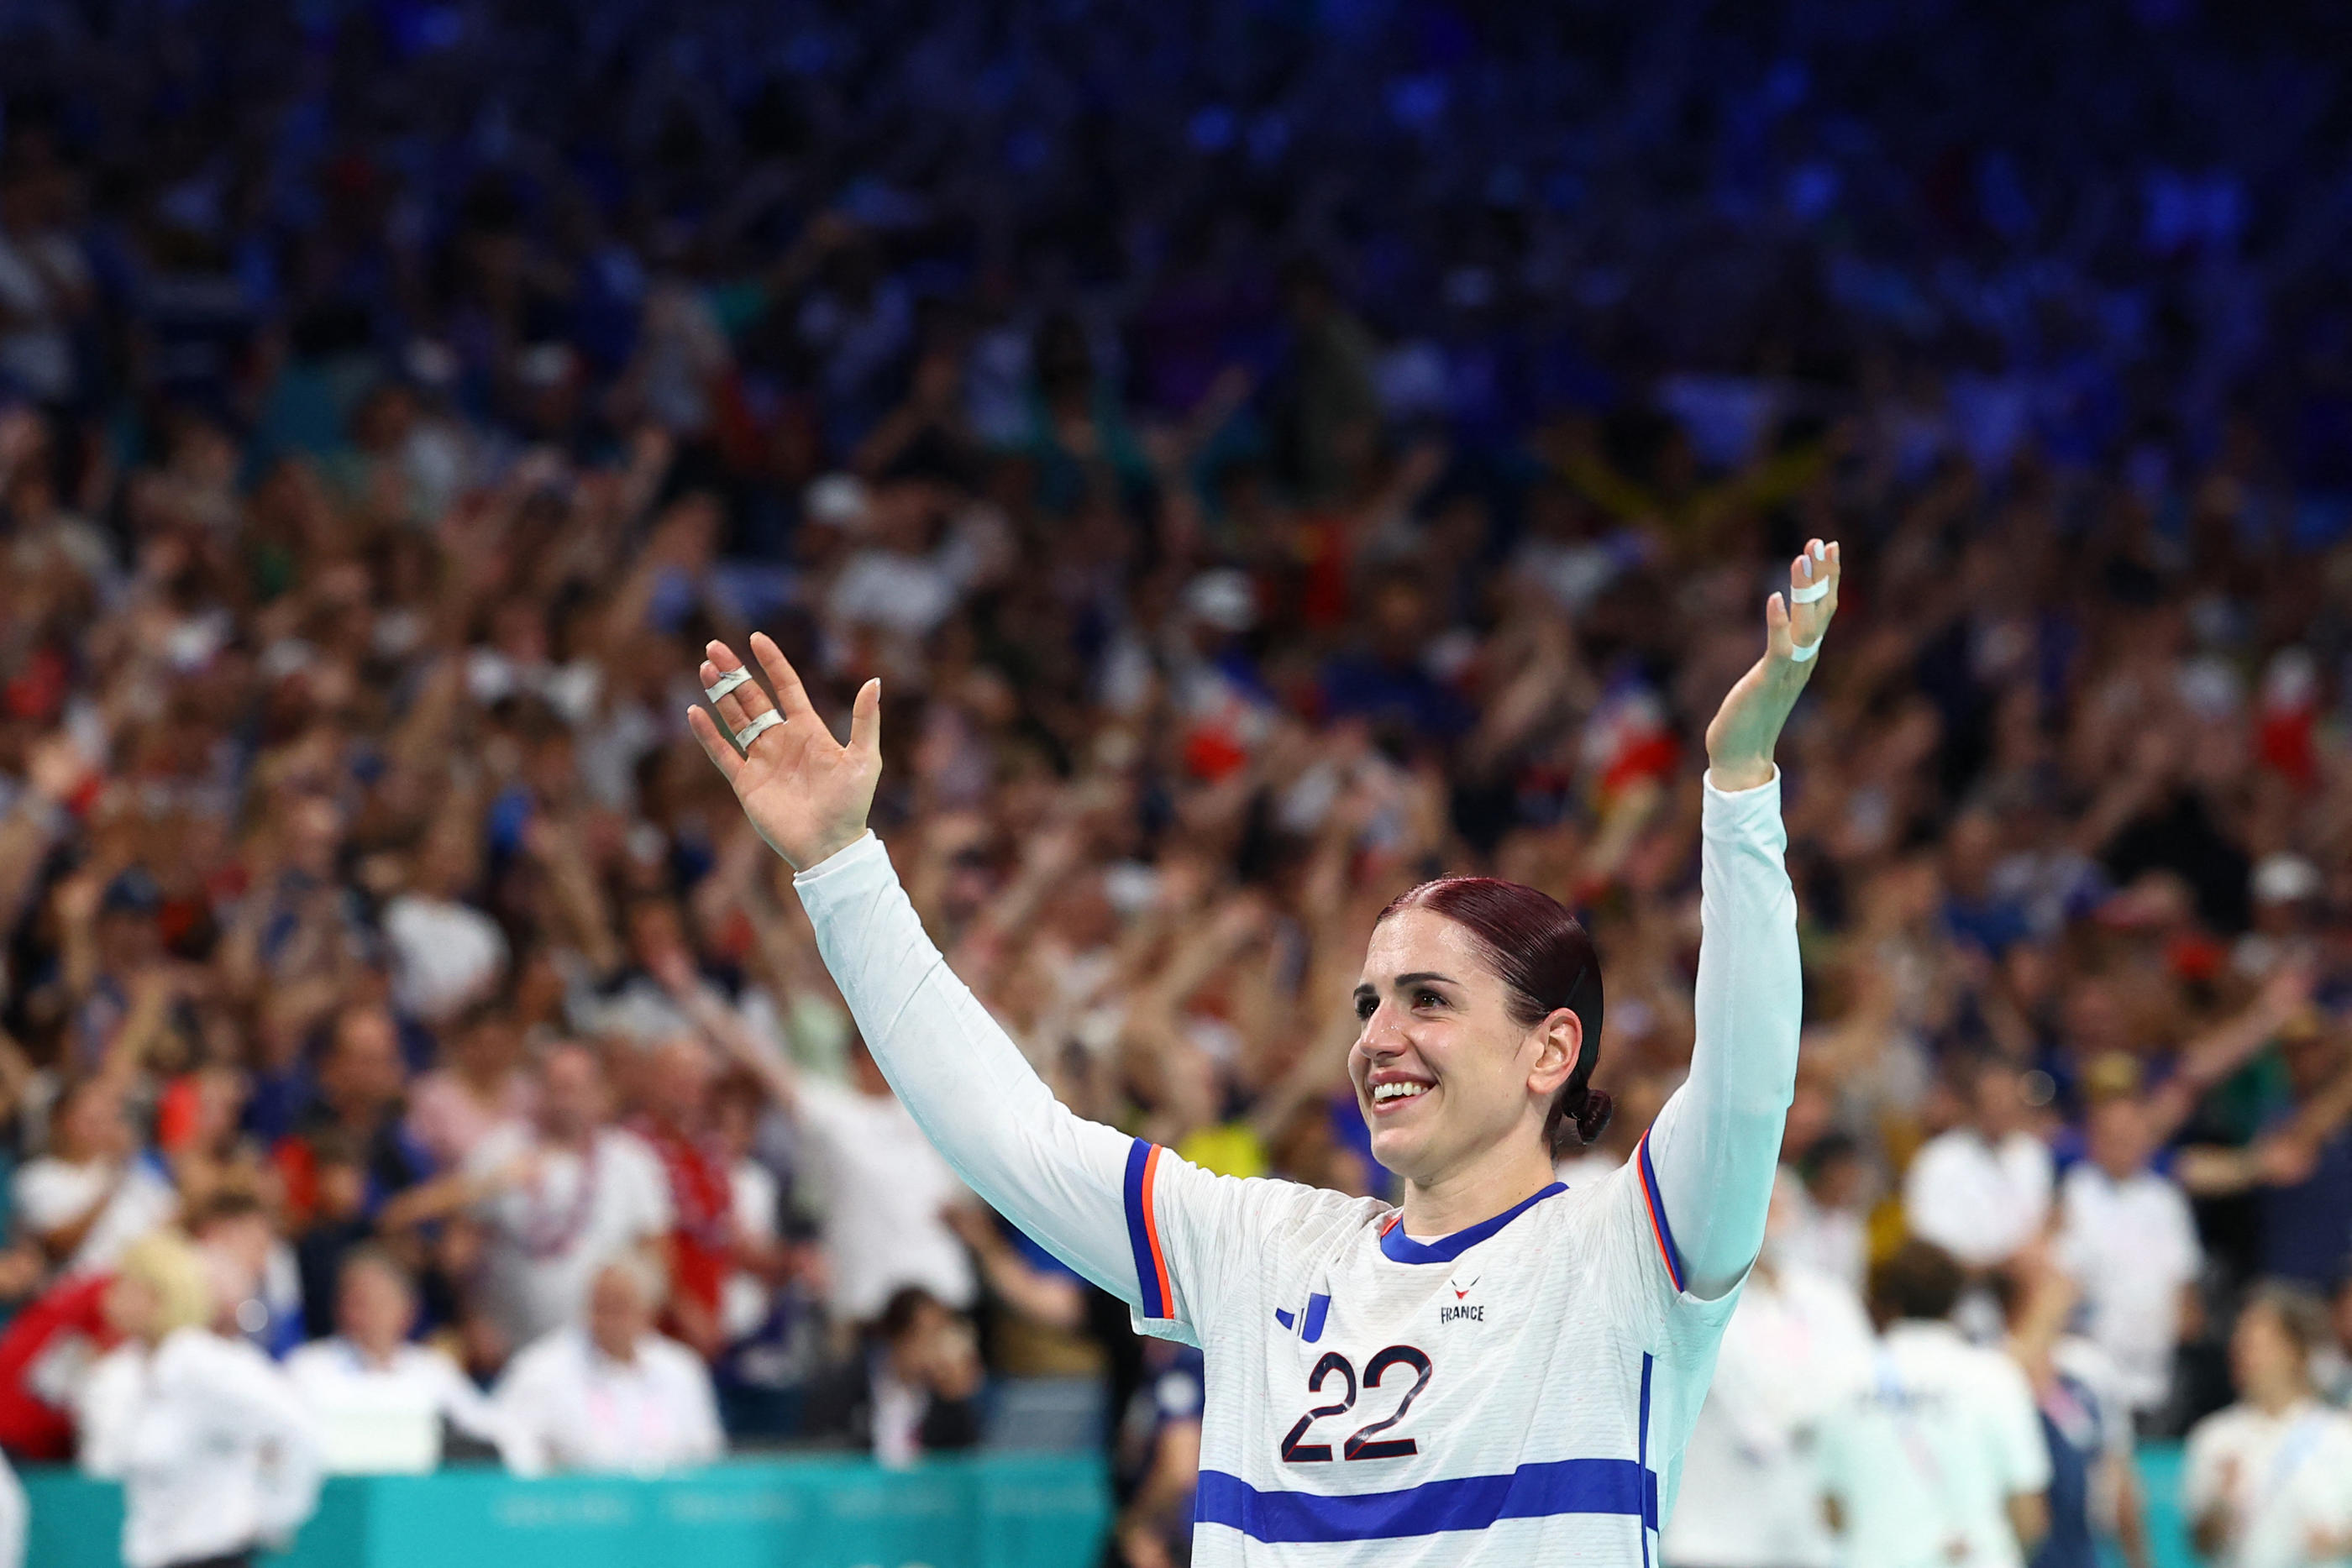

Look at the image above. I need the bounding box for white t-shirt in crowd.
[2182,1398,2352,1568]
[722,1159,780,1343]
[76,1328,324,1568]
[1777,1188,1869,1293]
[1665,1259,1876,1568]
[1817,1320,2053,1568]
[491,1326,723,1476]
[283,1337,507,1474]
[2055,1161,2201,1413]
[382,893,510,1023]
[12,1155,179,1275]
[1903,1129,2054,1269]
[466,1125,673,1349]
[791,1076,974,1323]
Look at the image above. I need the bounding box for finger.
[703,642,780,740]
[749,632,822,726]
[1766,590,1791,654]
[847,677,882,763]
[685,705,745,786]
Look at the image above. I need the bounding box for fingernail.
[1810,541,1827,561]
[1799,557,1814,580]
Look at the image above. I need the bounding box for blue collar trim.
[1378,1183,1565,1264]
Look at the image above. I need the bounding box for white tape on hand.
[1788,637,1821,663]
[1790,578,1831,605]
[733,710,785,748]
[704,667,754,704]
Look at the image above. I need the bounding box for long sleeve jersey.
[793,769,1802,1565]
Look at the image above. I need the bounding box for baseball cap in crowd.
[2252,853,2322,906]
[1182,569,1257,632]
[805,473,871,532]
[101,866,163,918]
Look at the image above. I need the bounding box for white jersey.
[791,773,1802,1566]
[1133,1137,1732,1564]
[2181,1398,2352,1568]
[1815,1321,2051,1568]
[1662,1259,1874,1568]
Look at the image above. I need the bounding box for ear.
[1525,1006,1583,1098]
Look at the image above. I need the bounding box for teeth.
[1373,1082,1430,1103]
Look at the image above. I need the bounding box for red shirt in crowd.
[0,1271,118,1460]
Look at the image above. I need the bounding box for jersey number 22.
[1279,1345,1433,1462]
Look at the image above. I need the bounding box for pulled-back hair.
[1377,877,1607,1156]
[1868,1239,1965,1328]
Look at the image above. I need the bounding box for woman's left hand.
[1704,539,1840,790]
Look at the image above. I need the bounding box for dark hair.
[874,1284,945,1345]
[1868,1239,1966,1327]
[1377,877,1607,1155]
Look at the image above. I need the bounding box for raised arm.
[685,637,1155,1307]
[1643,540,1837,1299]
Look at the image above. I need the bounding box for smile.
[1370,1080,1432,1108]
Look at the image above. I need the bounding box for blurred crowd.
[0,0,2344,1565]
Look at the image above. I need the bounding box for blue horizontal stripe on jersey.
[1194,1457,1659,1544]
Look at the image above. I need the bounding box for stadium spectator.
[1110,1340,1205,1568]
[2183,1284,2352,1568]
[1663,1172,1874,1568]
[801,1284,984,1468]
[1998,1254,2154,1568]
[2178,1025,2352,1290]
[2055,1062,2204,1418]
[492,1258,723,1476]
[0,1259,116,1460]
[12,1077,177,1277]
[1818,1240,2051,1568]
[390,1041,671,1354]
[285,1248,507,1474]
[76,1230,324,1568]
[402,1004,536,1173]
[1903,1060,2055,1273]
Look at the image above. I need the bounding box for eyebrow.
[1353,972,1460,1003]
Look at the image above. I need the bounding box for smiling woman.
[686,540,1841,1566]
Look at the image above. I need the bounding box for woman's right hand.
[687,635,882,873]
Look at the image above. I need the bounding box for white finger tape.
[733,710,786,748]
[705,667,754,704]
[1788,637,1821,663]
[1790,578,1831,605]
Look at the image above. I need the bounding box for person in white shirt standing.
[391,1041,673,1356]
[1664,1172,1875,1568]
[284,1249,508,1473]
[1818,1240,2052,1568]
[492,1257,724,1476]
[667,974,975,1332]
[1904,1060,2054,1272]
[2183,1283,2352,1568]
[2055,1073,2202,1419]
[12,1078,180,1277]
[76,1230,324,1568]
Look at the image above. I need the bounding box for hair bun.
[1572,1087,1614,1146]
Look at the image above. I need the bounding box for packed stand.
[0,0,2344,1565]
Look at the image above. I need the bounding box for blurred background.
[0,0,2344,1564]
